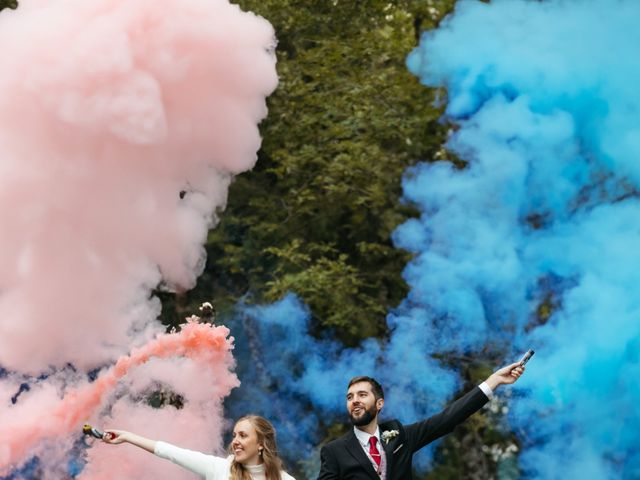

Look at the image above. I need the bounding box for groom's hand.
[485,362,525,390]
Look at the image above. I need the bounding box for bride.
[103,414,296,480]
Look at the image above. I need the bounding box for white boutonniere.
[381,429,399,444]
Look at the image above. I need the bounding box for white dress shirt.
[353,426,386,479]
[478,381,494,400]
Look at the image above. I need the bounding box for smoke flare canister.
[83,424,114,440]
[519,349,535,366]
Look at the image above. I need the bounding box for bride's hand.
[102,429,128,444]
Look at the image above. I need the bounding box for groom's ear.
[376,397,384,412]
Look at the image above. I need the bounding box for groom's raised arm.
[405,362,524,452]
[405,385,490,451]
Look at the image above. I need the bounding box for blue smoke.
[406,0,640,478]
[0,458,41,480]
[227,291,471,473]
[229,293,461,418]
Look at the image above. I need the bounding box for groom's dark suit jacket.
[317,386,490,480]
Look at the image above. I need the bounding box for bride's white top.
[154,441,296,480]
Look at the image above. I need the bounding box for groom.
[317,362,525,479]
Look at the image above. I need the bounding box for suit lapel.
[380,435,394,478]
[344,430,380,479]
[379,421,403,479]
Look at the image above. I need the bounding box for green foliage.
[0,0,18,12]
[172,0,458,344]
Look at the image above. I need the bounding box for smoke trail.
[0,321,236,474]
[79,320,239,480]
[406,0,640,478]
[0,0,277,477]
[1,321,238,479]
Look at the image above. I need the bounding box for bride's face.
[231,419,263,465]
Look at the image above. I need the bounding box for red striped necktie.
[368,436,382,470]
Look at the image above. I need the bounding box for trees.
[165,0,457,346]
[0,1,18,12]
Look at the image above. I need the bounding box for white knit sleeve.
[154,441,228,478]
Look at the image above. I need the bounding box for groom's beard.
[349,404,378,427]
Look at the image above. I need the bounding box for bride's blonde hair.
[228,415,283,480]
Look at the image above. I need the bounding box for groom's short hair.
[348,376,384,400]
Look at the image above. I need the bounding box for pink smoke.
[0,0,278,477]
[0,0,277,371]
[0,321,239,478]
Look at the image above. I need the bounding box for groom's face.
[346,381,384,427]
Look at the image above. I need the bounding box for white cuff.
[154,441,170,457]
[479,381,494,400]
